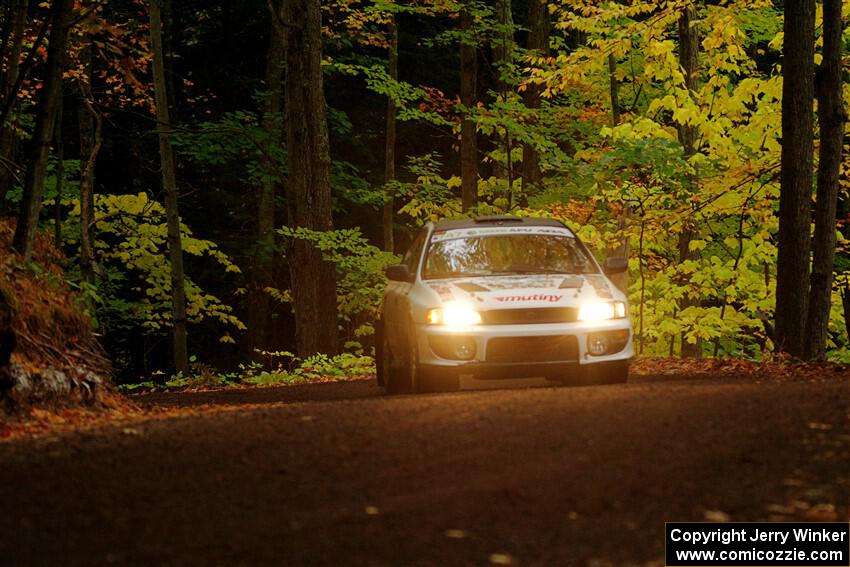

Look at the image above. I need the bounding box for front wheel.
[579,360,629,386]
[386,325,418,394]
[375,320,388,388]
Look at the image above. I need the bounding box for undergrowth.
[120,351,374,392]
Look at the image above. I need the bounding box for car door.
[385,231,427,355]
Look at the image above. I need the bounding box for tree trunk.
[0,286,15,399]
[0,8,50,134]
[0,0,27,212]
[842,284,850,345]
[608,54,630,292]
[285,0,339,357]
[608,54,620,125]
[493,0,513,89]
[460,3,477,212]
[839,180,850,351]
[77,42,100,282]
[521,0,549,200]
[382,15,397,252]
[150,0,189,374]
[12,0,72,260]
[162,0,177,119]
[775,0,815,358]
[79,99,101,282]
[492,0,513,186]
[248,0,285,353]
[677,4,702,359]
[804,0,844,361]
[53,89,63,246]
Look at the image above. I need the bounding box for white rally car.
[376,216,634,393]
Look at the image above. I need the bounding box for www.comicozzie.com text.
[670,527,848,546]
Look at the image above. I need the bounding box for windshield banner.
[430,226,574,243]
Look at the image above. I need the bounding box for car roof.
[431,215,569,231]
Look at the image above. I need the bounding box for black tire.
[375,320,387,387]
[385,324,459,394]
[386,325,417,394]
[579,360,629,386]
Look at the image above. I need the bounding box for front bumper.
[416,319,634,379]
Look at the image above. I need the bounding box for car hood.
[423,274,618,310]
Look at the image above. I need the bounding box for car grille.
[480,307,578,325]
[486,335,579,363]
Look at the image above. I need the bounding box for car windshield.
[423,233,597,279]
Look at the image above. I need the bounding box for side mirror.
[385,264,412,282]
[603,257,629,275]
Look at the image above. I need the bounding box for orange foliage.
[547,201,597,224]
[420,86,456,120]
[632,356,850,383]
[0,220,110,379]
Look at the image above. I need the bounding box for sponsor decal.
[494,294,563,303]
[559,276,585,289]
[430,226,574,242]
[584,275,613,299]
[455,282,490,293]
[427,283,455,300]
[468,276,564,290]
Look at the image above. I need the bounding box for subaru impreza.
[376,216,634,393]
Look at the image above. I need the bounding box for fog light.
[587,333,611,356]
[455,340,475,360]
[428,336,476,360]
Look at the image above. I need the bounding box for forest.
[0,0,847,390]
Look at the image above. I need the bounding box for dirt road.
[1,374,848,566]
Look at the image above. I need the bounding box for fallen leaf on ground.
[489,553,514,565]
[704,510,731,522]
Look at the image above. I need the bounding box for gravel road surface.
[1,374,848,566]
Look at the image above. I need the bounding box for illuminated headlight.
[578,301,627,322]
[427,302,482,327]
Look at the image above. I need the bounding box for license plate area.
[485,335,579,363]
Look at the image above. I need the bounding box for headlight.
[578,301,627,322]
[614,301,627,318]
[427,302,482,327]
